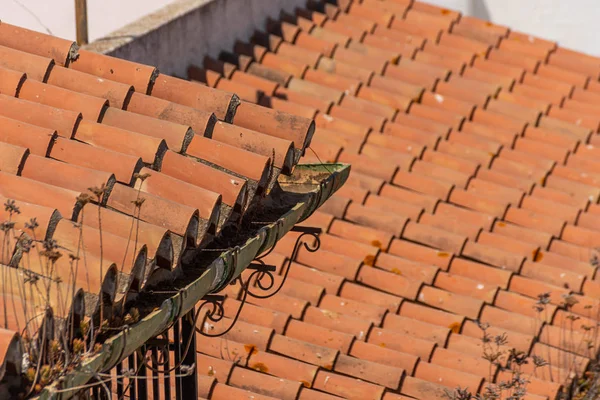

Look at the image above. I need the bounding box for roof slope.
[0,20,319,391]
[194,1,600,399]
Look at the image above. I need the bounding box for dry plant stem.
[120,176,145,316]
[96,192,104,347]
[562,295,580,388]
[444,322,543,400]
[26,315,47,397]
[51,377,114,394]
[1,213,10,330]
[536,293,557,383]
[122,174,147,275]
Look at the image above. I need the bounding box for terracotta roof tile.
[343,170,386,193]
[196,351,235,383]
[248,292,309,319]
[0,142,28,175]
[448,129,502,154]
[304,307,372,340]
[437,143,486,171]
[418,285,484,319]
[400,376,452,400]
[539,115,593,140]
[531,342,589,377]
[461,240,526,273]
[494,289,555,322]
[223,298,290,334]
[368,327,436,360]
[504,206,566,237]
[357,264,423,299]
[309,27,349,47]
[541,323,597,357]
[350,340,418,375]
[496,150,555,177]
[270,333,339,369]
[449,257,513,288]
[330,104,387,131]
[435,201,496,230]
[299,388,345,400]
[545,175,600,203]
[286,319,354,353]
[416,361,485,392]
[0,195,59,240]
[211,383,279,400]
[228,365,303,400]
[463,319,535,354]
[491,220,552,249]
[461,121,517,147]
[422,150,480,177]
[402,220,468,253]
[339,282,402,313]
[420,212,482,239]
[434,271,499,303]
[385,64,439,90]
[448,188,508,217]
[432,346,496,378]
[375,252,439,284]
[411,159,472,188]
[446,332,511,361]
[477,231,539,258]
[389,238,454,270]
[334,353,404,389]
[248,349,320,388]
[399,300,465,329]
[383,313,451,345]
[0,171,81,219]
[316,233,378,260]
[320,294,386,324]
[313,369,385,400]
[571,151,600,176]
[547,240,598,267]
[264,274,325,304]
[330,218,394,250]
[392,169,454,200]
[476,168,535,193]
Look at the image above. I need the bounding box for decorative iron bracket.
[195,225,321,337]
[291,226,323,234]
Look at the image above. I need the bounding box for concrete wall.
[427,0,600,56]
[84,0,308,77]
[2,0,174,44]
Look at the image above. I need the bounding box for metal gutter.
[36,162,349,399]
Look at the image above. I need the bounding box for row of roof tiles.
[0,14,320,387]
[190,0,600,399]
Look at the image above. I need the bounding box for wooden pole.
[74,0,88,45]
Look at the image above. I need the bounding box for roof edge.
[35,162,350,400]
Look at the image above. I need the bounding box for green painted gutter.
[36,163,350,399]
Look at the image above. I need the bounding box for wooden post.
[74,0,88,45]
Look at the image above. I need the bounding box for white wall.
[2,0,175,42]
[427,0,600,56]
[85,0,311,77]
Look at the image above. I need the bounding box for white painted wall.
[2,0,175,43]
[427,0,600,56]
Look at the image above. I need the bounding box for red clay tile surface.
[190,1,600,399]
[0,17,318,388]
[4,0,600,398]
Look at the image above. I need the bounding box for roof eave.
[34,162,350,400]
